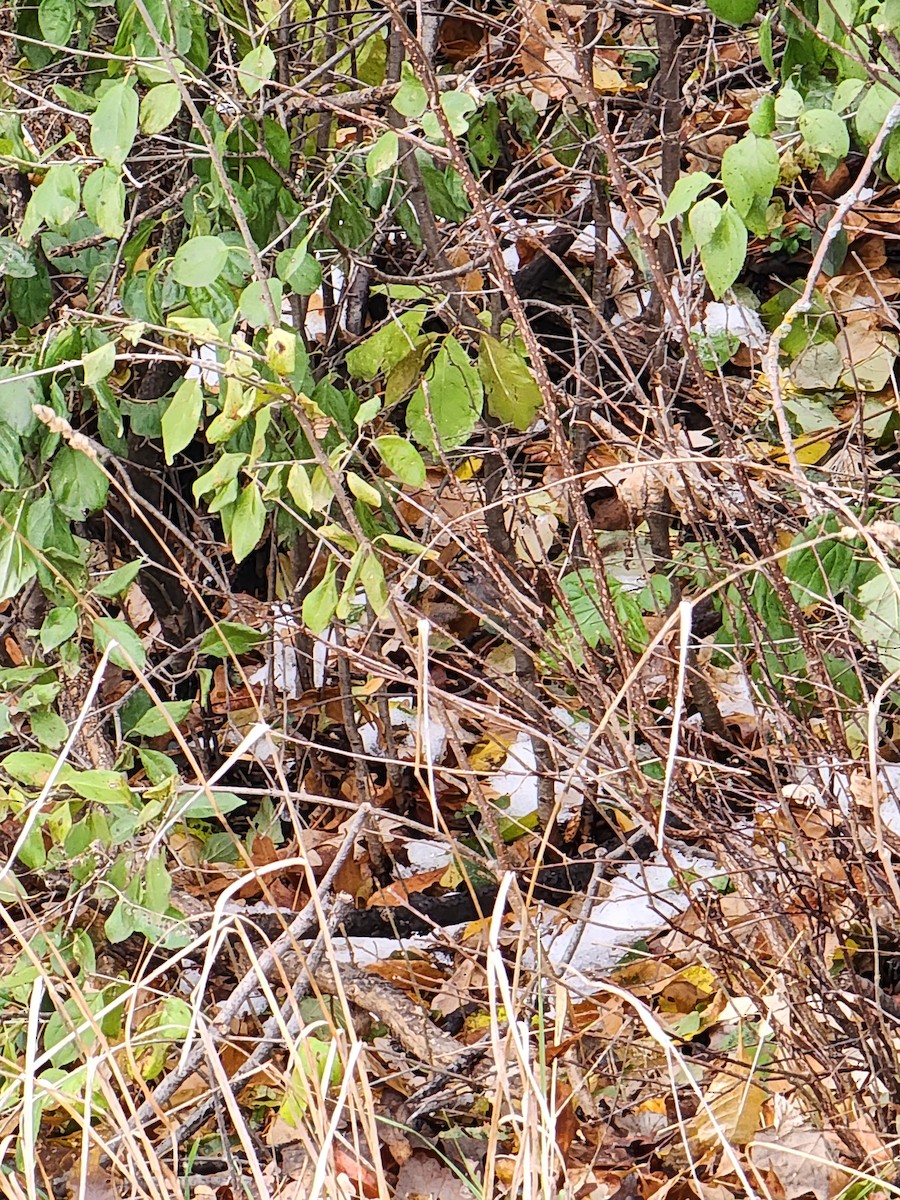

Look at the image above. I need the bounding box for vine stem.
[761,99,900,515]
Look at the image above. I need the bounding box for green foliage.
[551,571,650,668]
[682,0,900,304]
[478,334,543,430]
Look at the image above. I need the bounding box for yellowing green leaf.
[373,435,427,487]
[366,130,399,177]
[407,335,483,452]
[266,328,295,375]
[347,470,382,508]
[82,341,116,387]
[140,83,182,135]
[162,377,203,463]
[171,236,229,288]
[230,482,266,564]
[302,564,339,634]
[287,463,314,513]
[478,334,543,431]
[238,44,276,97]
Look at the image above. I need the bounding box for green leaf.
[92,617,147,672]
[302,564,339,634]
[688,197,723,247]
[721,134,779,218]
[366,130,399,177]
[0,370,41,433]
[49,445,109,519]
[0,239,37,279]
[144,852,172,913]
[128,700,193,738]
[392,63,428,119]
[798,108,850,158]
[0,500,37,603]
[27,164,81,237]
[52,83,97,114]
[82,166,126,239]
[40,606,78,651]
[346,310,427,380]
[231,482,266,563]
[660,172,713,223]
[407,335,483,452]
[30,709,68,750]
[92,559,144,598]
[161,377,203,463]
[856,83,895,146]
[199,621,265,658]
[337,548,364,620]
[857,568,900,673]
[700,205,747,299]
[90,83,139,167]
[287,463,314,513]
[787,531,856,606]
[238,278,283,328]
[8,260,52,325]
[360,552,388,615]
[139,748,178,785]
[705,0,758,25]
[38,0,76,46]
[276,243,322,295]
[105,900,135,943]
[748,96,776,137]
[758,15,775,76]
[193,451,246,502]
[67,769,133,805]
[833,79,865,113]
[422,91,478,140]
[82,341,116,386]
[140,83,182,135]
[237,44,276,97]
[478,334,543,431]
[176,789,244,819]
[373,435,427,487]
[171,236,229,287]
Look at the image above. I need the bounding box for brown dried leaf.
[750,1123,842,1200]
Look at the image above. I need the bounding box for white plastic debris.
[488,707,599,822]
[247,605,301,699]
[800,762,900,838]
[697,301,767,350]
[547,849,724,981]
[185,342,221,389]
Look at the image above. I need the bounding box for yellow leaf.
[468,733,516,772]
[455,456,483,481]
[772,438,832,465]
[593,67,627,91]
[690,1066,766,1148]
[680,965,716,994]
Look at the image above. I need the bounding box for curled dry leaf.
[749,1123,842,1200]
